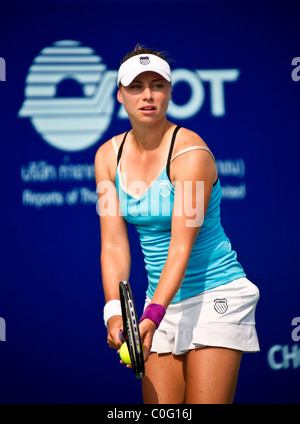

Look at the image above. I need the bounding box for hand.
[139,319,157,362]
[107,315,123,349]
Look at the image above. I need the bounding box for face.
[117,71,172,123]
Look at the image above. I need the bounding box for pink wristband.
[140,303,166,329]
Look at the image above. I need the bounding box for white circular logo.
[18,40,117,151]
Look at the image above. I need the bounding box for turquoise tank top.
[114,127,246,303]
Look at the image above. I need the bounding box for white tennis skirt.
[144,277,260,355]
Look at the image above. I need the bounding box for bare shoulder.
[94,133,126,182]
[94,138,114,182]
[170,127,217,182]
[173,127,211,153]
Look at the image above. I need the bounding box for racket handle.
[119,330,126,343]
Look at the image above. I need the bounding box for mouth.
[140,106,156,112]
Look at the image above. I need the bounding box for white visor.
[117,54,172,87]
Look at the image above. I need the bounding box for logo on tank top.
[159,180,172,197]
[214,298,228,314]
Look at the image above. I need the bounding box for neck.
[130,118,171,152]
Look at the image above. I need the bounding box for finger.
[119,358,132,368]
[114,339,122,349]
[107,339,122,349]
[108,333,123,348]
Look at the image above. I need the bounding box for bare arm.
[95,140,131,348]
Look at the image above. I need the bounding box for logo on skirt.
[214,298,228,314]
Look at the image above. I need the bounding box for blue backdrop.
[1,0,300,404]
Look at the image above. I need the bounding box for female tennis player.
[95,45,260,404]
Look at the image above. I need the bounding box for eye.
[152,81,166,89]
[129,83,142,90]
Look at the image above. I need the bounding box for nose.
[142,87,153,101]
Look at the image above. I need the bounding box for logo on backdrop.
[18,40,117,151]
[18,40,240,152]
[18,40,245,206]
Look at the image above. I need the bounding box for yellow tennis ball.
[119,342,131,364]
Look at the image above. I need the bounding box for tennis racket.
[119,280,145,379]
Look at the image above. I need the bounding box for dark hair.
[120,44,170,65]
